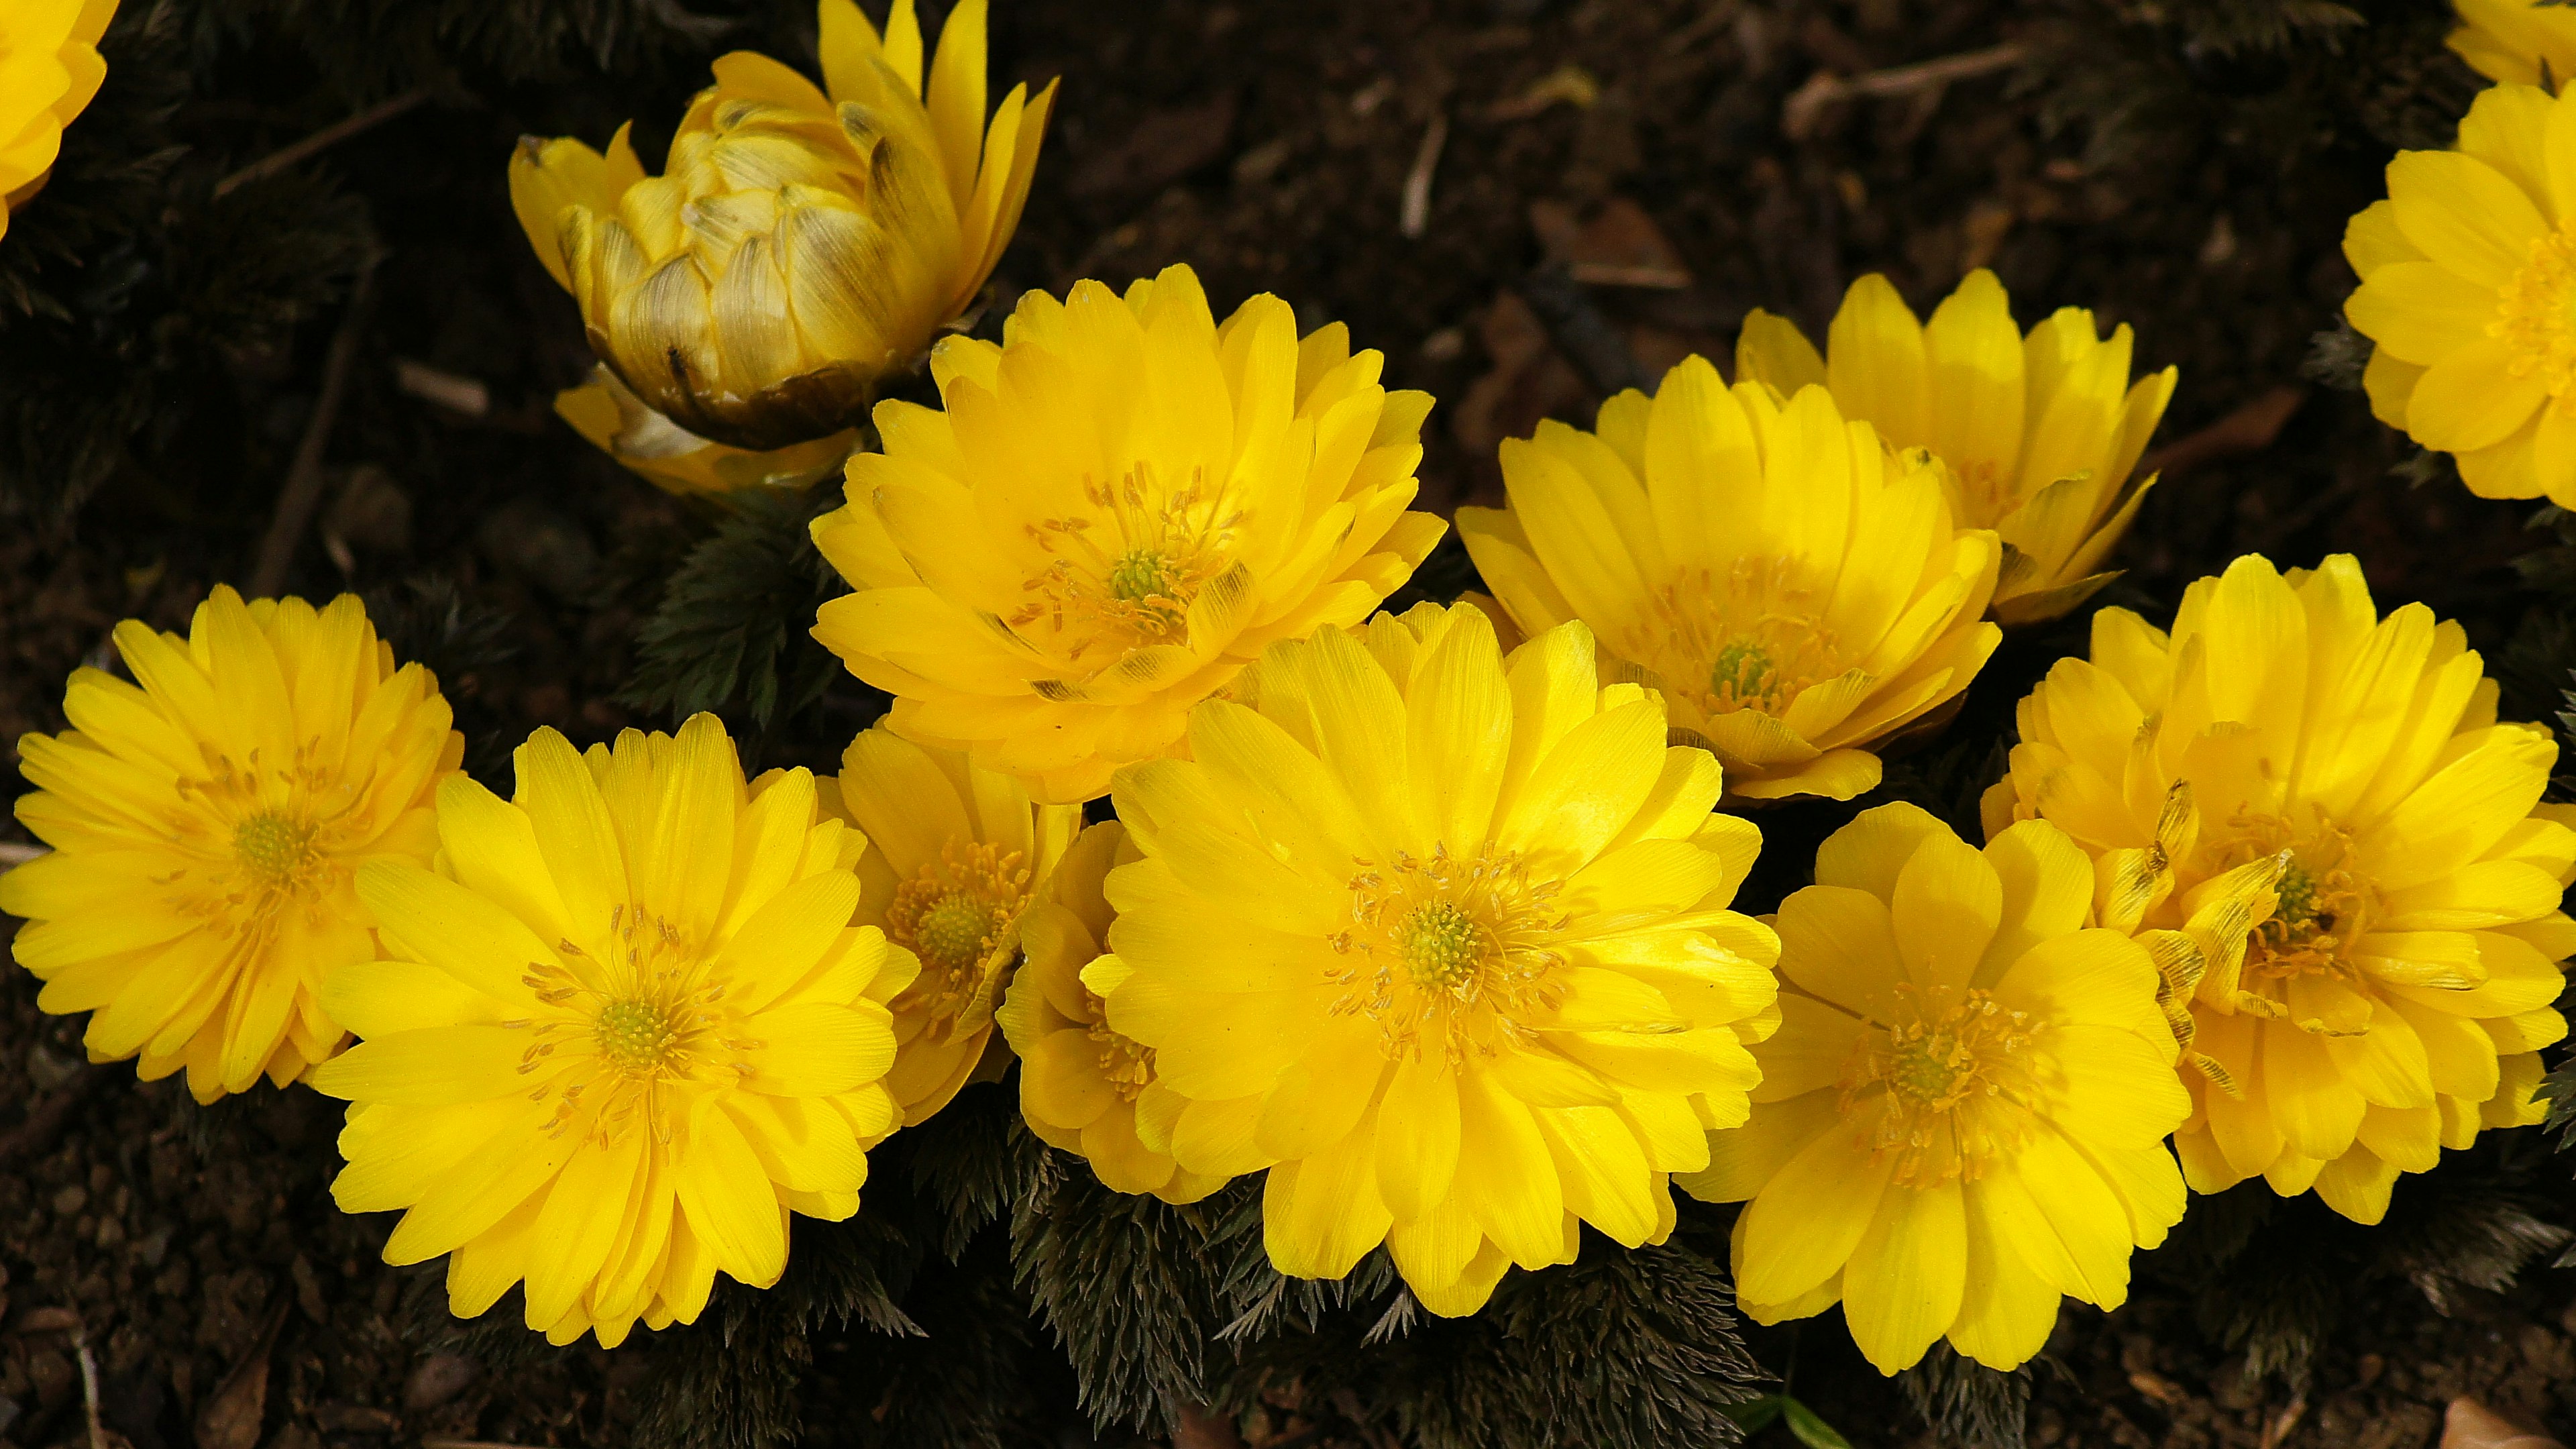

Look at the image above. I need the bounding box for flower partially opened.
[828,723,1079,1124]
[0,0,116,244]
[995,820,1229,1203]
[1735,272,2175,625]
[1457,363,2000,802]
[2449,0,2576,88]
[509,0,1056,453]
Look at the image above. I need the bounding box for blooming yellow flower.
[508,0,1056,452]
[1456,363,2000,802]
[0,588,459,1103]
[2342,81,2576,504]
[2450,0,2576,87]
[830,722,1079,1124]
[811,264,1446,804]
[1734,272,2176,626]
[995,820,1229,1203]
[1682,804,2189,1375]
[0,0,115,244]
[1983,553,2576,1224]
[552,365,859,499]
[1098,603,1782,1316]
[309,714,911,1347]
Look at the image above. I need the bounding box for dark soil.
[6,1,2575,1446]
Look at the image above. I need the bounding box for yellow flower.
[2343,82,2576,504]
[1456,364,2000,803]
[995,820,1229,1203]
[829,722,1080,1124]
[0,0,115,244]
[1099,604,1782,1317]
[1983,554,2576,1224]
[508,0,1056,452]
[309,714,911,1347]
[1735,272,2176,626]
[0,588,459,1103]
[1682,804,2189,1375]
[2450,0,2576,87]
[552,365,859,499]
[811,264,1446,804]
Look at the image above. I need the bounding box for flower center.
[1648,555,1844,718]
[231,810,319,888]
[1841,984,2040,1187]
[2205,810,2375,990]
[1106,547,1181,604]
[594,996,687,1075]
[511,902,743,1144]
[1328,845,1569,1061]
[1399,900,1493,991]
[1010,462,1243,657]
[2492,221,2576,404]
[885,839,1034,1037]
[1085,1012,1158,1103]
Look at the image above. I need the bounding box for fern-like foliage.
[617,486,849,731]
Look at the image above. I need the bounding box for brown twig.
[421,1440,551,1449]
[1783,42,2028,141]
[71,1320,107,1449]
[2141,384,2308,482]
[0,1063,109,1166]
[1399,111,1448,239]
[250,252,381,598]
[213,89,431,198]
[0,841,46,865]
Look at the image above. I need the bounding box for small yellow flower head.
[995,820,1229,1203]
[830,723,1081,1124]
[2342,82,2576,504]
[1456,364,2002,803]
[1736,272,2176,627]
[309,715,912,1348]
[1100,604,1782,1317]
[2450,0,2576,87]
[811,263,1447,804]
[1984,554,2576,1224]
[508,0,1057,452]
[0,0,116,244]
[1,588,460,1103]
[1683,804,2190,1375]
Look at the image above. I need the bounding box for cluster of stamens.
[506,902,756,1145]
[1083,998,1158,1103]
[885,839,1033,1038]
[2492,221,2576,407]
[1326,844,1570,1061]
[1646,555,1845,718]
[1840,983,2040,1187]
[170,739,368,949]
[1009,462,1244,657]
[2206,810,2373,998]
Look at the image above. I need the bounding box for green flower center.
[916,893,1001,974]
[1106,547,1181,604]
[594,997,682,1075]
[231,810,317,887]
[1399,900,1493,991]
[1709,640,1778,708]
